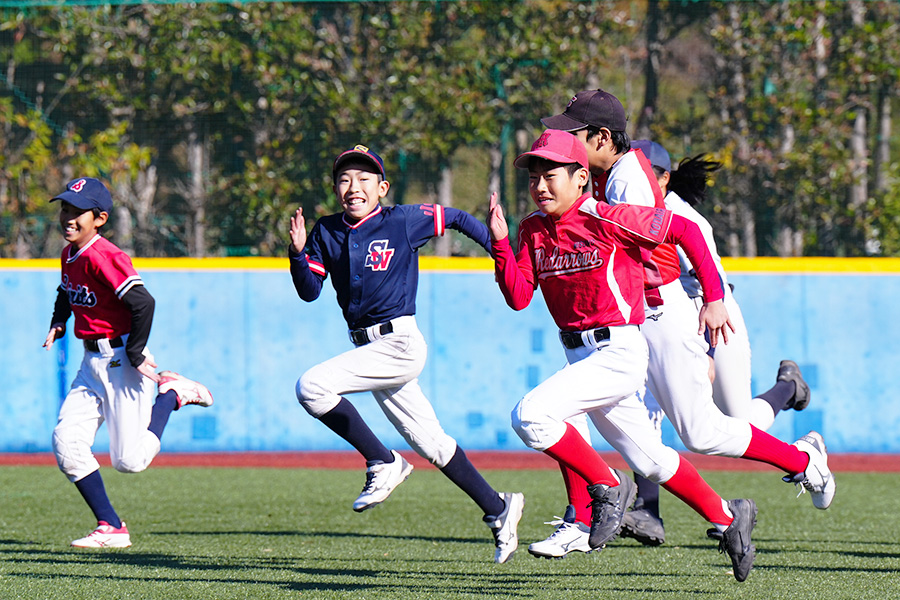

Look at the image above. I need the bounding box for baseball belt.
[559,327,611,350]
[349,321,394,346]
[83,336,124,352]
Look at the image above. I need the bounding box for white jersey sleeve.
[663,191,728,298]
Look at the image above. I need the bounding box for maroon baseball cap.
[333,145,386,179]
[541,89,627,132]
[514,129,590,171]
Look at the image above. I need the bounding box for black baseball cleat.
[707,498,757,582]
[586,469,637,549]
[777,360,811,411]
[622,506,665,546]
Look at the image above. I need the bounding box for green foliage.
[2,1,899,257]
[1,466,898,599]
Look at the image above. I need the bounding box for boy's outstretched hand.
[698,299,734,348]
[43,323,65,349]
[290,207,307,253]
[487,192,508,242]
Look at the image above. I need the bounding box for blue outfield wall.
[2,257,899,455]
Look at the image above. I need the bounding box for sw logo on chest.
[365,240,395,272]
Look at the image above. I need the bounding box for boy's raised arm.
[665,213,734,346]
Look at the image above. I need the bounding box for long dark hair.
[667,154,722,206]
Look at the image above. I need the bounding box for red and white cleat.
[158,371,214,409]
[71,521,132,548]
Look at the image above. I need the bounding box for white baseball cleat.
[352,450,414,512]
[158,371,214,409]
[785,431,836,509]
[71,521,132,548]
[528,504,592,559]
[485,491,525,563]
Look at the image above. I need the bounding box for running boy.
[44,177,213,548]
[487,129,757,581]
[288,144,524,563]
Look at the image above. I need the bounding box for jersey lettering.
[62,274,97,307]
[365,240,395,272]
[535,245,604,279]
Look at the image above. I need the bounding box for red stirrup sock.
[559,462,594,525]
[661,456,733,526]
[544,423,617,486]
[741,425,810,475]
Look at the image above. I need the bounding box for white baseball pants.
[52,338,161,482]
[643,280,753,457]
[511,325,682,483]
[296,316,458,468]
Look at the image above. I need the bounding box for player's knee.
[681,433,724,456]
[511,402,558,451]
[296,371,339,417]
[52,427,82,477]
[407,435,457,468]
[111,454,151,474]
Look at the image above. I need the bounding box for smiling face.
[334,166,390,222]
[59,201,107,249]
[528,159,589,218]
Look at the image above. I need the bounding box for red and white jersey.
[493,193,676,330]
[59,234,143,340]
[592,150,681,290]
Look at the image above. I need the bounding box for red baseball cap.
[541,89,627,132]
[514,129,590,171]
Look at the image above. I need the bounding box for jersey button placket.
[349,229,364,314]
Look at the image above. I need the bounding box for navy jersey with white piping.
[289,203,490,329]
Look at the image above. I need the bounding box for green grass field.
[1,466,897,599]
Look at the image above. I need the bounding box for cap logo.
[70,179,87,193]
[566,95,577,109]
[534,131,552,149]
[354,144,370,153]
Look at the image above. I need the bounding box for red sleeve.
[665,214,725,303]
[491,236,536,311]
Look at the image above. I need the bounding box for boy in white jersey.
[43,177,213,548]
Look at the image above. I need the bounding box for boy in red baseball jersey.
[487,130,756,581]
[43,177,213,548]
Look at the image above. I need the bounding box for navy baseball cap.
[514,129,590,171]
[632,140,672,172]
[541,89,627,133]
[51,177,113,214]
[333,145,386,179]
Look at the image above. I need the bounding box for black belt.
[560,327,611,350]
[84,336,124,352]
[350,322,394,346]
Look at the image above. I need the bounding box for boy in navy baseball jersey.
[487,129,756,580]
[43,177,213,548]
[288,145,524,563]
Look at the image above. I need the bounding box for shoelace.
[706,528,727,552]
[359,470,377,494]
[542,517,578,540]
[782,472,809,498]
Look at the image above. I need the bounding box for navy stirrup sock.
[148,390,178,440]
[74,470,121,528]
[318,398,393,465]
[756,380,795,416]
[634,473,661,518]
[440,446,505,517]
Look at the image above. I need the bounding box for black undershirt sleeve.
[121,285,156,368]
[50,287,72,327]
